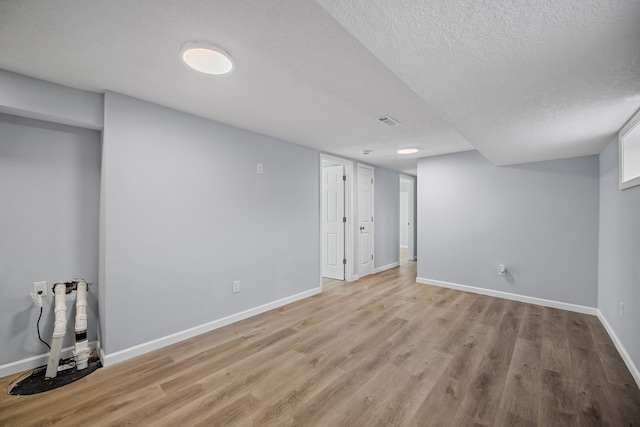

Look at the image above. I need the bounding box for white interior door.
[322,164,345,279]
[358,164,374,278]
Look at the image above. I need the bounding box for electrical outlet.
[34,281,47,296]
[233,280,240,293]
[498,264,506,276]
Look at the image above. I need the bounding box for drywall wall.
[0,113,101,367]
[417,150,599,307]
[374,167,400,269]
[0,70,408,369]
[0,69,103,130]
[100,92,320,355]
[598,139,640,373]
[411,176,417,260]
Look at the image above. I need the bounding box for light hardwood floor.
[2,258,639,426]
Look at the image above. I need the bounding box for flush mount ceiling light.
[181,42,233,75]
[397,148,419,154]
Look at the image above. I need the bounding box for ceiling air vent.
[377,115,400,126]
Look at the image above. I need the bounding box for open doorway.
[399,175,415,264]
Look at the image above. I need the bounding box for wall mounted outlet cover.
[34,281,47,296]
[498,264,506,276]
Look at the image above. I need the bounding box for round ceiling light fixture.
[397,148,419,154]
[181,42,233,75]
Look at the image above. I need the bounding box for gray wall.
[100,92,320,354]
[417,150,599,307]
[0,70,409,369]
[412,177,418,260]
[0,113,101,365]
[374,167,400,268]
[0,69,103,130]
[598,139,640,370]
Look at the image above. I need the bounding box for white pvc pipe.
[73,279,90,370]
[53,283,68,338]
[45,283,67,379]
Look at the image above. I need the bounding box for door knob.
[360,226,365,231]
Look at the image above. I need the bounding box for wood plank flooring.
[2,258,639,426]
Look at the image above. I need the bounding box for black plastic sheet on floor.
[7,358,102,396]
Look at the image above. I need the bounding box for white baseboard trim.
[416,277,598,315]
[102,287,322,367]
[0,340,99,378]
[596,311,640,388]
[374,262,400,274]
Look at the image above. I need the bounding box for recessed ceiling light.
[181,42,233,75]
[398,148,418,154]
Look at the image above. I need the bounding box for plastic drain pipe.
[45,283,67,379]
[73,279,90,370]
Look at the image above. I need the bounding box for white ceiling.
[1,0,638,174]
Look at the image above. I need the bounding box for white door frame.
[400,174,416,261]
[319,154,355,282]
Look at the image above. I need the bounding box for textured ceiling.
[1,0,638,173]
[316,0,640,166]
